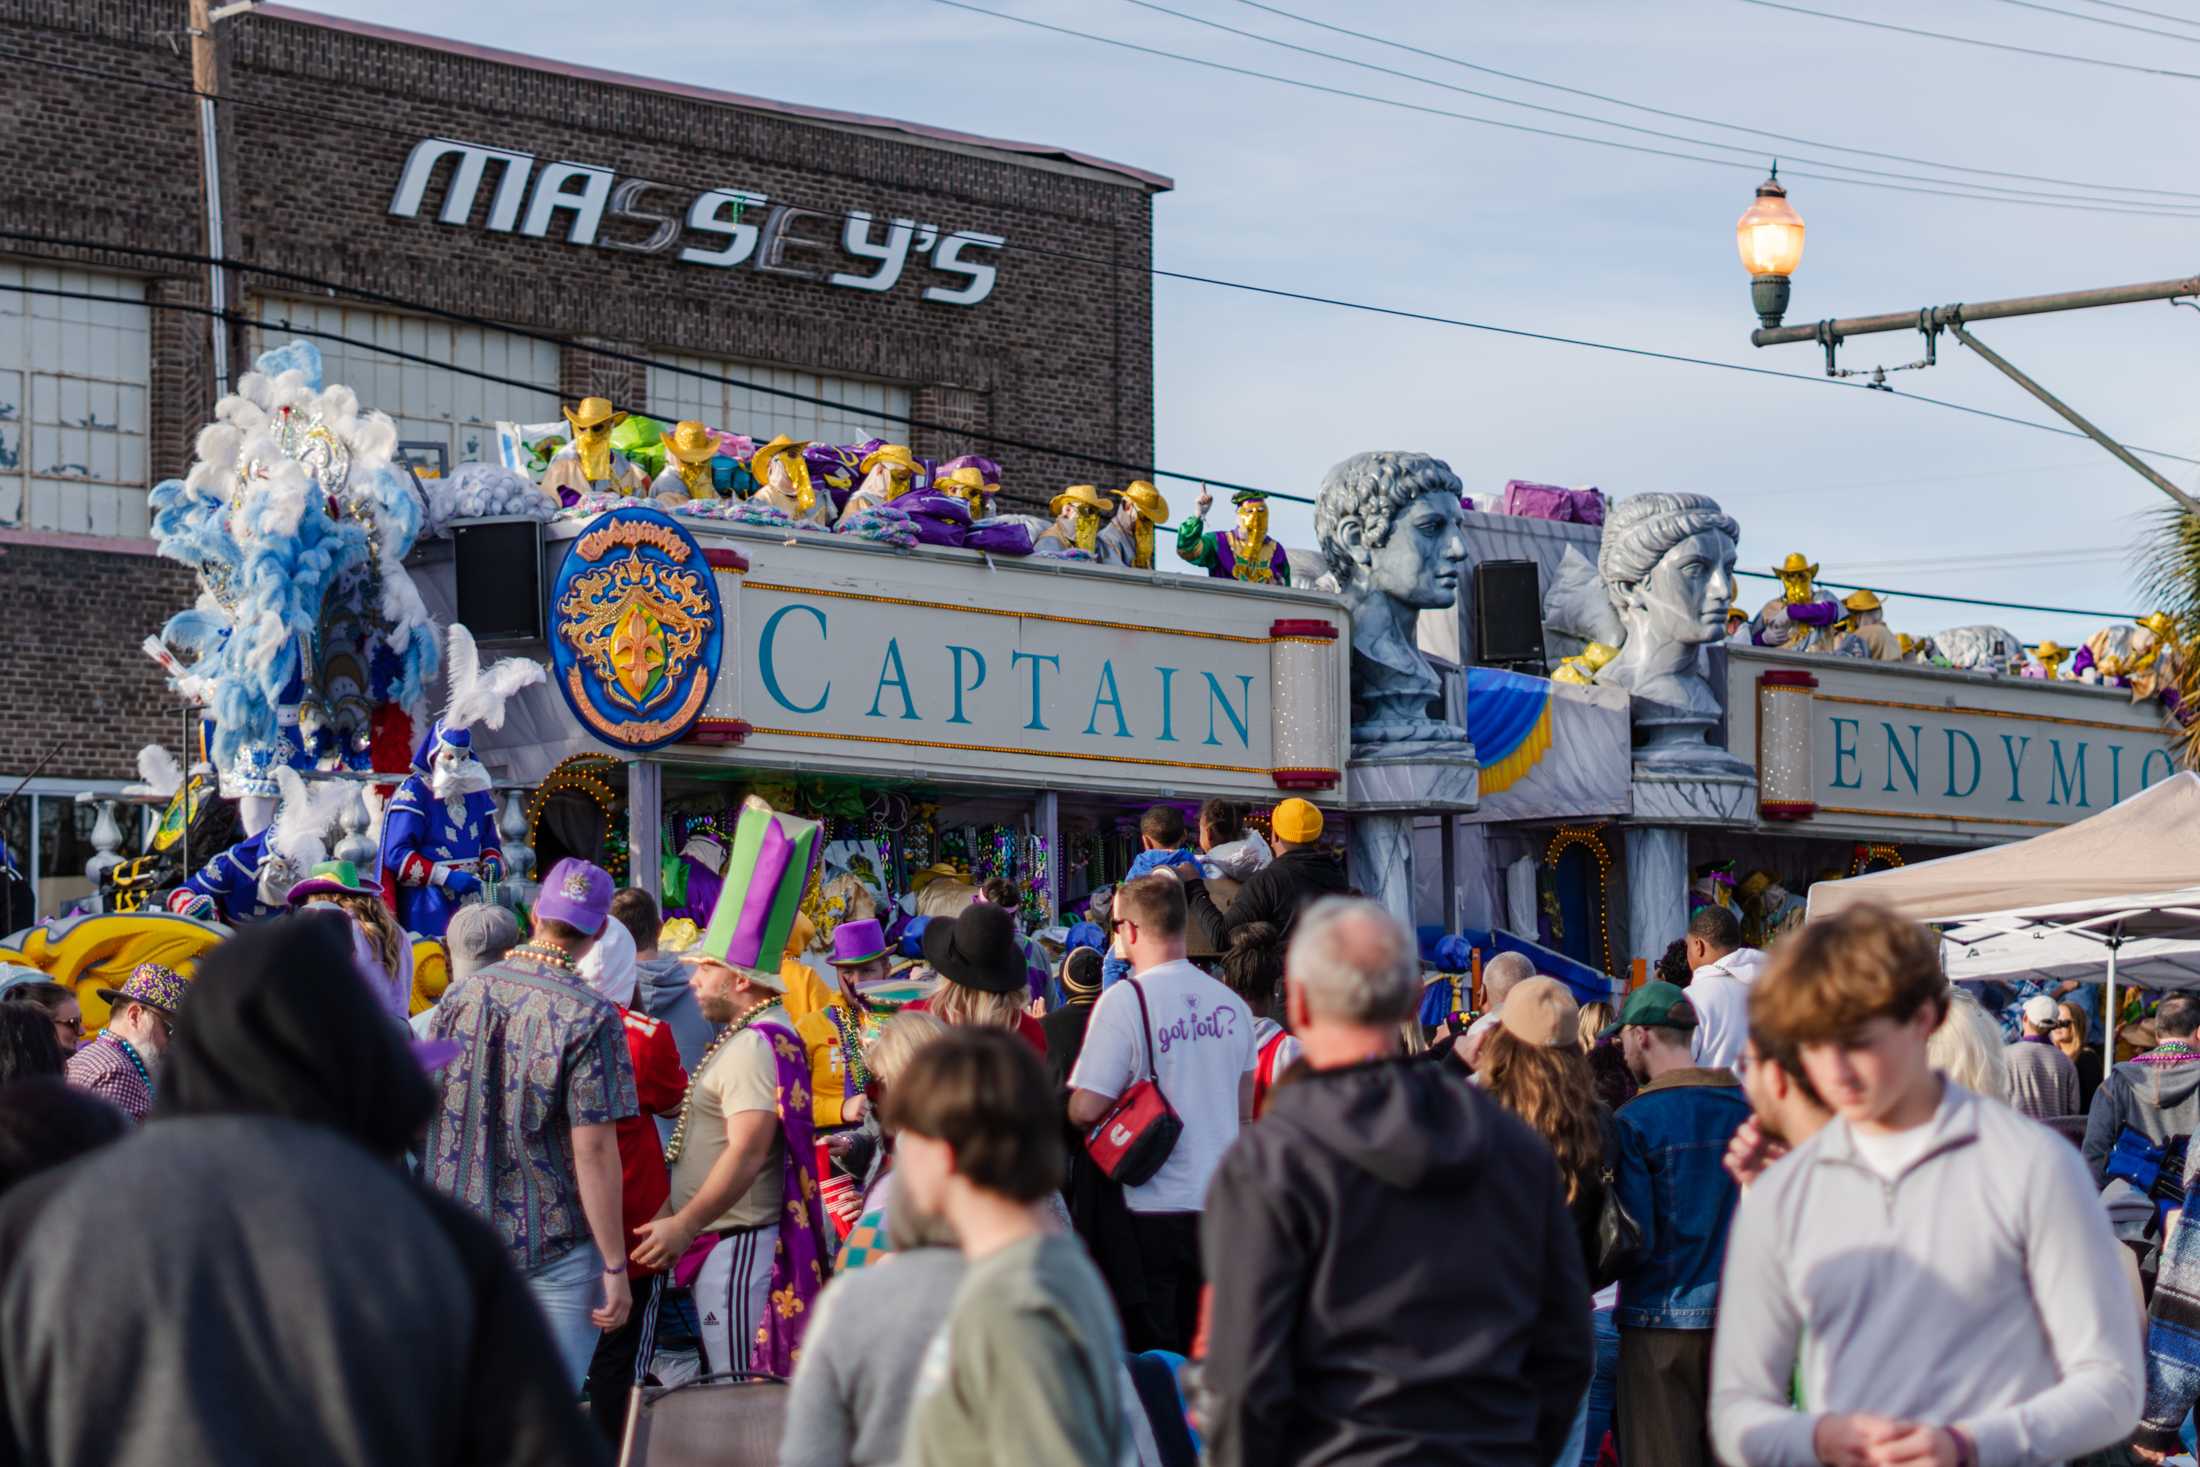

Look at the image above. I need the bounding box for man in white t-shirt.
[1069,872,1255,1354]
[1460,949,1535,1070]
[1680,906,1766,1072]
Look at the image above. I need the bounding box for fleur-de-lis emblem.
[773,1284,805,1319]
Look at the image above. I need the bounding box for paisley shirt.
[420,951,638,1272]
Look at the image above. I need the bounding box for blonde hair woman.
[908,905,1047,1054]
[1578,1001,1614,1054]
[1926,985,2010,1102]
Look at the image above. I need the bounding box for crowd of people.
[6,798,2200,1465]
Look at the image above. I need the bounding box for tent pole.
[2106,938,2121,1061]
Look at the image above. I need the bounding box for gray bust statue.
[1314,451,1471,748]
[1596,491,1745,767]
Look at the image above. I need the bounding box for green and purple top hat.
[689,797,823,983]
[285,859,379,906]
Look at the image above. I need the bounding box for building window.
[0,783,134,929]
[647,352,910,448]
[253,298,563,470]
[0,262,152,537]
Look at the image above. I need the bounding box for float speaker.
[452,517,545,643]
[1474,559,1547,667]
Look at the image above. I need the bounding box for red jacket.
[616,1006,687,1274]
[904,998,1048,1056]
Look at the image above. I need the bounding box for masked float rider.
[1098,480,1170,570]
[540,396,648,506]
[1034,484,1115,556]
[1748,551,1842,652]
[378,723,505,939]
[650,420,724,505]
[1176,487,1291,584]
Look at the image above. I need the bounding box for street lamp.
[1737,174,2200,515]
[1736,166,1805,329]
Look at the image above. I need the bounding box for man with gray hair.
[1195,898,1591,1467]
[1460,948,1535,1069]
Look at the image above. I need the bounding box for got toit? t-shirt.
[1068,957,1256,1214]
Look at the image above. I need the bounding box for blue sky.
[295,0,2200,645]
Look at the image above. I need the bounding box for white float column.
[627,757,662,902]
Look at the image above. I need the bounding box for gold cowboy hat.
[1049,484,1115,517]
[1118,480,1170,523]
[1773,551,1819,578]
[2034,639,2069,659]
[1842,588,1884,613]
[2140,611,2179,639]
[749,434,810,482]
[659,420,721,465]
[937,466,992,496]
[908,861,969,893]
[859,442,920,477]
[563,397,626,432]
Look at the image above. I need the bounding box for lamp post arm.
[1943,322,2200,515]
[1750,273,2200,348]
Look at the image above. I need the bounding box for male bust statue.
[1313,451,1471,748]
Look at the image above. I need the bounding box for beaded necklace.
[509,942,579,974]
[824,1004,875,1093]
[112,1034,153,1095]
[664,995,783,1164]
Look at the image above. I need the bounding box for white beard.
[430,755,493,803]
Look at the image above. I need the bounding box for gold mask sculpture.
[563,397,628,484]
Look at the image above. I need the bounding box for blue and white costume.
[173,829,283,926]
[378,723,504,940]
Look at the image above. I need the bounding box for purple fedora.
[827,918,890,968]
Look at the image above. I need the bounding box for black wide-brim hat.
[921,903,1028,995]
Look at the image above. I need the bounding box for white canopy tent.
[1806,773,2200,1052]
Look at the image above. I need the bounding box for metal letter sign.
[550,506,723,751]
[390,135,1006,306]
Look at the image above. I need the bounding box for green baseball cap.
[1600,980,1699,1039]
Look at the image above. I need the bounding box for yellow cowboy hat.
[908,861,969,893]
[1842,588,1884,613]
[749,434,810,482]
[2139,611,2179,640]
[937,466,992,497]
[1118,480,1170,523]
[1773,551,1819,578]
[859,443,920,477]
[2034,640,2069,659]
[563,397,626,432]
[1049,484,1115,517]
[659,420,721,465]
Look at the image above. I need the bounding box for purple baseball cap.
[535,857,613,936]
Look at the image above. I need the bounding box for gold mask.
[1236,499,1269,546]
[1778,569,1817,605]
[675,458,714,498]
[1073,505,1104,553]
[574,421,615,483]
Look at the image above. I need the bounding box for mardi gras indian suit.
[378,626,545,937]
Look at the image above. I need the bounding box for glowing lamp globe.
[1737,170,1805,328]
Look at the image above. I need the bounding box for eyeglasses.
[52,1016,83,1037]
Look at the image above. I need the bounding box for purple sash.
[749,1015,833,1376]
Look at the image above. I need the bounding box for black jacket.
[1185,846,1352,948]
[1197,1059,1592,1467]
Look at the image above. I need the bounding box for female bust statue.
[1596,493,1743,766]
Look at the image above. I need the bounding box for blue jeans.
[526,1241,605,1394]
[1580,1307,1619,1466]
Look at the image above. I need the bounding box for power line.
[1739,0,2200,81]
[1,283,2145,624]
[1732,569,2138,619]
[1233,0,2200,201]
[924,0,2200,217]
[2070,0,2200,29]
[1978,0,2200,42]
[12,226,2200,476]
[1111,0,2200,212]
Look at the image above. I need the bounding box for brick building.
[0,0,1167,913]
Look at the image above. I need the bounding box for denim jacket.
[1611,1066,1751,1329]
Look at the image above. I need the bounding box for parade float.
[14,341,1511,1012]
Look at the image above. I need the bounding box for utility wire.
[1977,0,2200,43]
[11,226,2200,479]
[1739,0,2200,81]
[0,282,2159,625]
[924,0,2200,217]
[2070,0,2200,29]
[1233,0,2200,200]
[1731,570,2138,620]
[1112,0,2200,211]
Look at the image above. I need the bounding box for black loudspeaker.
[452,517,546,642]
[1474,559,1549,669]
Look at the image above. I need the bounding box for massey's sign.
[389,136,1005,306]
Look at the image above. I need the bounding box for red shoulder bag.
[1084,977,1183,1187]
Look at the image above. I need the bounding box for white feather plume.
[270,767,354,868]
[441,622,545,733]
[124,744,184,800]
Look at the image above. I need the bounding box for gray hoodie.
[2082,1050,2200,1186]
